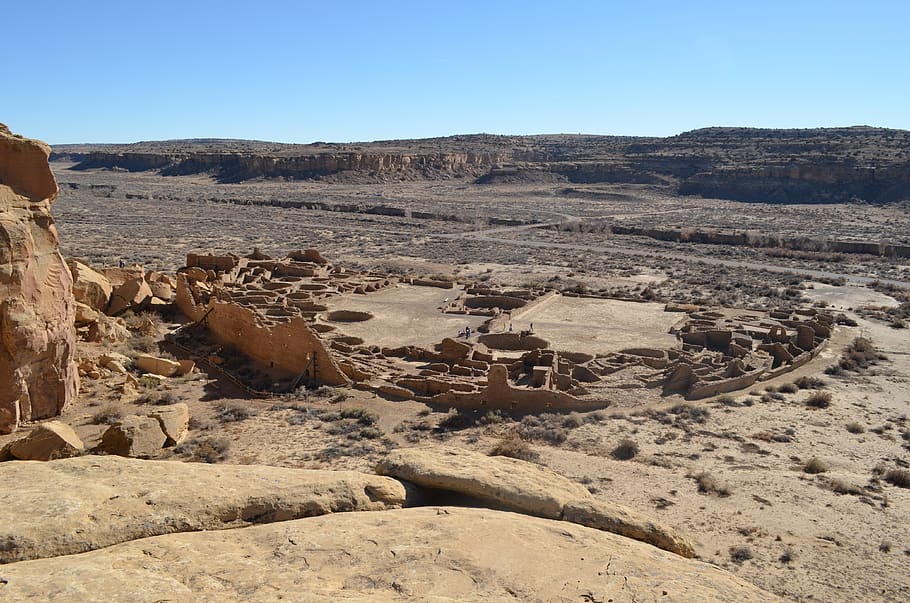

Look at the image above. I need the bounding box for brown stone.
[377,447,591,519]
[0,124,78,434]
[135,355,181,377]
[97,415,167,458]
[106,276,153,316]
[67,260,113,312]
[148,402,189,446]
[7,421,84,461]
[562,498,696,558]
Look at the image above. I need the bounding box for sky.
[3,1,909,144]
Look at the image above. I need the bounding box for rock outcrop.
[378,446,590,520]
[377,447,695,557]
[0,124,78,434]
[0,506,778,601]
[0,455,408,563]
[67,260,112,312]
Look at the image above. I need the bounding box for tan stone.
[175,359,195,376]
[184,266,208,282]
[7,421,84,461]
[74,301,101,326]
[96,415,167,458]
[67,260,112,312]
[0,455,408,563]
[0,506,778,601]
[85,315,131,343]
[135,355,181,377]
[106,276,153,316]
[148,402,189,446]
[377,447,591,519]
[0,124,78,434]
[562,498,696,558]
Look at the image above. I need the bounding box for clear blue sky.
[3,1,908,144]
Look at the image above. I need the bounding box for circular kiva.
[323,310,374,323]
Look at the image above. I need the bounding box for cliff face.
[52,127,910,204]
[0,124,78,433]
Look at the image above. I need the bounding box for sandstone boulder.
[0,124,78,434]
[377,447,591,519]
[148,279,173,301]
[135,354,181,377]
[0,455,408,563]
[85,314,131,343]
[0,506,779,601]
[106,276,153,316]
[6,421,84,461]
[562,498,696,558]
[74,301,101,326]
[67,260,113,312]
[96,415,167,458]
[148,402,189,446]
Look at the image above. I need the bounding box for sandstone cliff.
[0,124,78,433]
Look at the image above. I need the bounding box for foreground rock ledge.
[0,456,407,563]
[0,507,778,602]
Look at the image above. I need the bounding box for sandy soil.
[321,284,487,347]
[516,296,683,354]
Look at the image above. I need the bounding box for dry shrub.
[884,469,910,488]
[489,433,539,462]
[803,457,829,474]
[778,383,798,394]
[845,421,865,434]
[91,405,122,425]
[794,375,826,389]
[175,436,231,463]
[611,438,639,460]
[437,409,474,431]
[692,471,732,497]
[215,402,258,423]
[805,391,832,409]
[824,478,863,495]
[730,545,753,562]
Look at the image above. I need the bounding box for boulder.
[74,301,101,326]
[0,455,408,563]
[184,266,208,283]
[96,415,167,458]
[148,279,173,301]
[106,276,153,316]
[85,315,131,343]
[135,355,181,377]
[6,421,84,461]
[562,498,696,558]
[0,124,78,434]
[148,402,189,446]
[175,359,195,376]
[376,447,590,519]
[67,260,113,312]
[0,506,779,601]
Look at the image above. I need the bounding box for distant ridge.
[50,127,910,204]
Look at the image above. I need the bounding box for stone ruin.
[173,248,835,411]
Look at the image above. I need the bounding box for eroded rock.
[6,421,84,461]
[96,415,167,458]
[148,403,189,446]
[377,446,591,519]
[0,506,778,601]
[0,455,408,563]
[0,124,78,434]
[67,260,112,312]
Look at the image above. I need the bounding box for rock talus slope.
[0,124,77,433]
